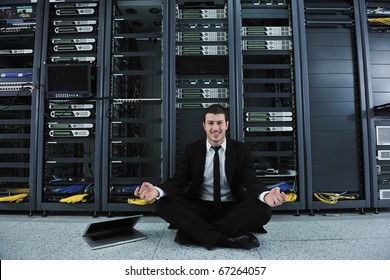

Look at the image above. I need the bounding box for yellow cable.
[0,193,28,203]
[127,198,156,205]
[314,192,335,204]
[286,193,297,202]
[59,194,89,204]
[314,192,356,204]
[322,193,356,200]
[368,18,390,25]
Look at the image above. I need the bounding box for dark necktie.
[212,146,222,214]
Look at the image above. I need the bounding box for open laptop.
[82,214,146,250]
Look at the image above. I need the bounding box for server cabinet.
[36,0,105,213]
[0,0,44,212]
[234,0,305,211]
[299,0,371,210]
[101,0,169,212]
[170,0,237,172]
[360,0,390,209]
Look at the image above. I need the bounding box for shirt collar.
[206,138,226,151]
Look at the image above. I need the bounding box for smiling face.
[203,113,229,147]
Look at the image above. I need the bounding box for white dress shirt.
[199,139,235,201]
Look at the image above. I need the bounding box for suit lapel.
[225,139,236,186]
[194,139,206,182]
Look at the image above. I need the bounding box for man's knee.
[156,196,185,217]
[250,200,272,225]
[156,196,172,215]
[263,204,272,225]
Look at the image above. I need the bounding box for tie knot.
[211,146,221,152]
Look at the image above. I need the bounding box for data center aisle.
[1,211,390,260]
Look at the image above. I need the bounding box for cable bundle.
[60,194,89,204]
[266,181,297,202]
[53,184,87,193]
[313,192,356,204]
[368,17,390,25]
[127,198,156,205]
[0,193,28,203]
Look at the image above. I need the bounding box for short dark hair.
[203,104,229,122]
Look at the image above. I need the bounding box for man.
[135,104,287,250]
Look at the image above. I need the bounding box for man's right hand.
[134,182,159,202]
[264,187,288,207]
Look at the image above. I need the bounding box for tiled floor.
[1,210,390,260]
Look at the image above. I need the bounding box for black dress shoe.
[174,230,196,245]
[254,226,268,234]
[225,233,260,250]
[168,223,177,229]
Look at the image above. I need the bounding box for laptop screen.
[83,215,142,237]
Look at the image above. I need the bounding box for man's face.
[203,113,229,147]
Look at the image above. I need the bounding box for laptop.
[82,214,146,250]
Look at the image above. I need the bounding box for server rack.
[0,0,44,212]
[360,0,390,209]
[298,0,371,210]
[234,0,305,211]
[171,0,237,172]
[36,0,105,214]
[1,0,386,214]
[101,0,169,213]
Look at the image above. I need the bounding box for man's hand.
[264,187,288,207]
[134,182,159,202]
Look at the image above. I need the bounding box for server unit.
[0,0,43,212]
[234,0,305,211]
[36,0,104,214]
[361,0,390,209]
[171,0,236,172]
[299,0,371,210]
[101,0,168,212]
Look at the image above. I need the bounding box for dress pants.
[157,196,272,249]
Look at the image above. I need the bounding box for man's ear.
[226,120,229,130]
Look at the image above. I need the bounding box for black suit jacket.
[161,138,267,201]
